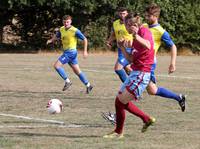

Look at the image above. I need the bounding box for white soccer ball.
[47,99,63,114]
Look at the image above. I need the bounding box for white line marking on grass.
[0,113,65,125]
[0,124,94,129]
[0,113,104,128]
[83,69,200,80]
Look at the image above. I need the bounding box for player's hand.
[117,39,125,48]
[168,64,176,74]
[46,39,52,45]
[106,41,112,49]
[118,39,132,48]
[83,51,88,59]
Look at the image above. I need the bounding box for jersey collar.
[148,24,160,28]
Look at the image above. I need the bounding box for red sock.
[114,97,126,134]
[125,101,150,123]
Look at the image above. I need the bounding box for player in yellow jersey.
[106,7,133,82]
[144,3,185,111]
[47,15,93,94]
[102,4,186,125]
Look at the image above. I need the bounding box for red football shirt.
[131,26,154,72]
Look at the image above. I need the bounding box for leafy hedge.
[0,0,199,52]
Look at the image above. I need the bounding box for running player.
[103,13,155,139]
[47,15,93,94]
[106,7,133,82]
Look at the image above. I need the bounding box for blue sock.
[156,87,181,102]
[115,69,127,82]
[55,67,68,80]
[78,72,89,85]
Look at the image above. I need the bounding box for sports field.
[0,53,199,149]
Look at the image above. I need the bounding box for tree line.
[0,0,199,53]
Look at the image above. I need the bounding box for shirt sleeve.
[161,31,174,47]
[56,31,61,39]
[140,28,152,41]
[75,29,86,40]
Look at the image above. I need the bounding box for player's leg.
[114,60,127,82]
[102,58,132,124]
[147,82,186,111]
[115,48,131,82]
[124,64,132,75]
[54,53,72,91]
[147,60,186,111]
[102,61,129,123]
[70,63,93,94]
[104,71,155,138]
[124,47,133,75]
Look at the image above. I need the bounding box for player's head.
[124,12,142,34]
[117,7,129,21]
[145,3,160,25]
[62,15,72,28]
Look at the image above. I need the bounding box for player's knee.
[147,86,157,95]
[147,89,156,95]
[53,63,59,69]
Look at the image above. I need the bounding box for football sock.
[125,101,150,123]
[78,72,89,85]
[65,78,70,83]
[55,67,67,80]
[114,97,126,134]
[156,87,181,102]
[86,82,90,87]
[115,69,127,82]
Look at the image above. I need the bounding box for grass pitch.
[0,53,199,149]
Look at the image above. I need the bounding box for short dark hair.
[125,12,140,20]
[145,3,161,17]
[117,7,128,12]
[62,15,72,21]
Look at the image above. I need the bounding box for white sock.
[65,78,70,83]
[86,82,90,87]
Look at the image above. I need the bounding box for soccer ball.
[47,99,63,114]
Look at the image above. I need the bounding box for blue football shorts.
[117,47,132,67]
[119,70,151,101]
[58,49,78,65]
[150,57,157,83]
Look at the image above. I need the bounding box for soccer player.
[102,3,186,125]
[106,7,133,82]
[103,13,155,139]
[47,15,93,94]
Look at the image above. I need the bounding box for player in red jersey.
[103,13,155,139]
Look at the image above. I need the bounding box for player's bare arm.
[106,31,115,48]
[168,44,177,74]
[83,38,88,58]
[46,34,58,45]
[134,34,151,50]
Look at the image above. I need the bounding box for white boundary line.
[0,124,91,128]
[0,113,102,128]
[82,68,200,80]
[0,113,65,125]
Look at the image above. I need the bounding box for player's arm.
[46,30,61,45]
[106,29,115,48]
[134,34,151,50]
[161,31,177,74]
[76,29,88,58]
[130,24,151,50]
